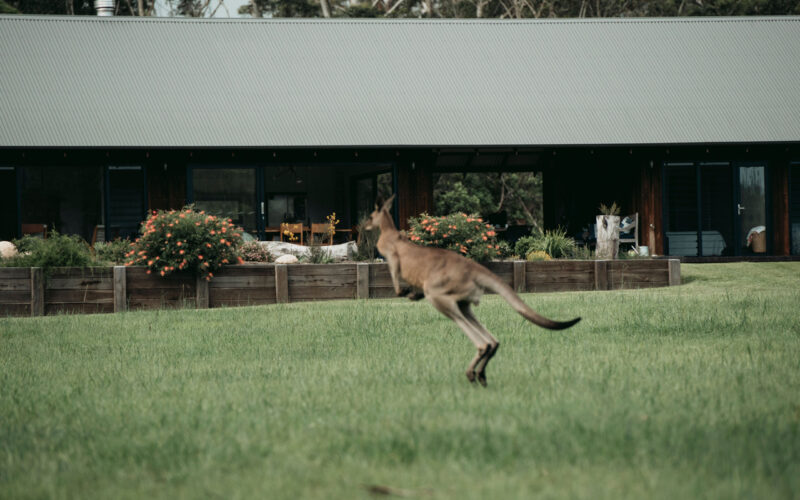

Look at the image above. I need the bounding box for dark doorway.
[0,167,18,240]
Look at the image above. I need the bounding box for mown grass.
[1,262,800,499]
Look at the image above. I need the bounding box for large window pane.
[0,168,16,240]
[791,163,800,255]
[191,168,258,237]
[739,165,767,254]
[20,166,102,242]
[700,164,733,256]
[107,166,145,241]
[664,164,698,256]
[432,171,543,228]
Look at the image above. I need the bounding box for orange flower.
[179,250,185,255]
[146,269,151,274]
[177,241,183,246]
[160,270,165,276]
[198,255,204,260]
[166,233,172,238]
[147,260,154,265]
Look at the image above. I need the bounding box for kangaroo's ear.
[374,197,383,211]
[381,194,396,212]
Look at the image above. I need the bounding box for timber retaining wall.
[0,259,680,317]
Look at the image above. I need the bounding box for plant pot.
[596,215,620,260]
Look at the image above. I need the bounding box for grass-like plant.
[515,227,577,259]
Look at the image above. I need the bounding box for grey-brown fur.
[364,195,580,386]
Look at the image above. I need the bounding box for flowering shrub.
[126,207,244,280]
[239,241,271,263]
[407,212,500,262]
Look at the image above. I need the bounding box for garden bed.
[0,259,680,317]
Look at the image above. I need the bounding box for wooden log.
[128,298,197,310]
[356,263,369,299]
[127,287,196,300]
[113,266,127,312]
[287,286,357,300]
[0,291,32,304]
[47,277,113,290]
[31,267,44,317]
[0,268,32,279]
[596,215,620,260]
[0,304,31,316]
[48,267,112,278]
[594,260,609,290]
[668,259,681,286]
[0,279,33,291]
[275,264,289,304]
[46,289,114,303]
[46,303,114,315]
[208,275,275,289]
[513,261,526,293]
[196,275,209,309]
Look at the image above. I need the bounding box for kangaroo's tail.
[474,270,581,330]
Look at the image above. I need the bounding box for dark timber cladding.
[1,17,799,257]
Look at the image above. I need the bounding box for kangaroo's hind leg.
[459,302,499,387]
[428,296,491,384]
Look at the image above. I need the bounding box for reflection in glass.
[664,164,698,256]
[192,168,257,236]
[107,166,145,241]
[700,164,733,256]
[739,166,766,254]
[20,166,102,242]
[267,194,306,227]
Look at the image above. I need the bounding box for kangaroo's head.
[363,194,396,231]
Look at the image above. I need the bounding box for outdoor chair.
[619,213,639,251]
[280,222,304,245]
[22,223,47,239]
[310,223,332,245]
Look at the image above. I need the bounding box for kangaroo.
[364,195,581,386]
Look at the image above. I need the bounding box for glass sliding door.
[106,166,146,241]
[700,163,733,256]
[737,165,767,254]
[188,167,261,240]
[664,161,770,256]
[791,163,800,255]
[664,164,699,256]
[0,167,17,240]
[20,166,102,242]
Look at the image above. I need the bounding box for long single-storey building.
[1,15,799,257]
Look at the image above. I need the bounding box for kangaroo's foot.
[465,369,477,384]
[476,372,488,387]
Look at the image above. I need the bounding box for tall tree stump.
[596,215,620,260]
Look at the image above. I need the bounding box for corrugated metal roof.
[1,15,799,147]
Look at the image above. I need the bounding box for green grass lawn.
[2,262,800,499]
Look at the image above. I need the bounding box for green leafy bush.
[238,241,271,263]
[126,207,244,280]
[1,231,93,273]
[513,235,538,260]
[94,239,134,265]
[515,227,577,259]
[353,218,380,262]
[407,213,500,262]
